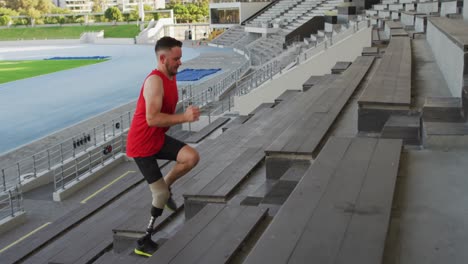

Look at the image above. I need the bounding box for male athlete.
[126,36,200,257]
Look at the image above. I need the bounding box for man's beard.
[166,62,177,77]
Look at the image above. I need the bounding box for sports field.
[0,59,108,84]
[0,24,140,40]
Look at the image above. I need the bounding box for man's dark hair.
[155,36,182,54]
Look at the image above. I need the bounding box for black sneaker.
[134,235,158,257]
[165,193,177,212]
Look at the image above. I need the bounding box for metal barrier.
[0,186,24,220]
[233,18,371,96]
[53,134,126,191]
[1,111,133,192]
[179,57,251,109]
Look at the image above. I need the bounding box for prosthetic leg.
[134,206,163,257]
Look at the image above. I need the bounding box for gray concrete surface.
[385,149,468,264]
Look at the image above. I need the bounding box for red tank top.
[126,70,179,157]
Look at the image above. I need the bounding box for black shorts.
[134,135,186,184]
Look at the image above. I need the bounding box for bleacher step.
[381,115,422,145]
[362,46,379,56]
[331,61,352,74]
[251,161,310,206]
[302,75,324,91]
[147,204,268,264]
[93,251,147,264]
[241,179,277,206]
[275,90,301,103]
[184,147,264,219]
[422,97,464,123]
[222,115,251,132]
[185,117,230,143]
[249,102,276,116]
[424,121,468,149]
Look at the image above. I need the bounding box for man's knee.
[187,150,200,168]
[179,146,199,169]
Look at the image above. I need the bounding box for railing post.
[112,120,115,137]
[208,107,211,124]
[103,124,107,142]
[17,163,21,184]
[72,137,76,158]
[88,152,92,172]
[60,143,64,164]
[74,159,79,181]
[33,155,37,177]
[47,150,51,170]
[120,115,124,133]
[9,190,14,217]
[122,134,126,153]
[128,112,131,128]
[61,167,65,190]
[17,186,22,212]
[2,169,6,192]
[94,128,97,146]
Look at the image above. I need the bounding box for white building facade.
[52,0,165,13]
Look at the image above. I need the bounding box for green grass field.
[0,59,108,84]
[0,24,140,40]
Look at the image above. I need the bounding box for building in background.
[52,0,165,13]
[209,0,270,28]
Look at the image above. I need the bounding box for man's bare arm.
[144,75,199,127]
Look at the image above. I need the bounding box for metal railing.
[179,56,251,109]
[0,186,24,220]
[229,18,371,97]
[298,19,370,64]
[1,111,133,192]
[53,134,126,191]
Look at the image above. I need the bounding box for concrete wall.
[94,38,135,45]
[136,18,173,44]
[440,1,458,17]
[240,2,271,22]
[427,20,465,98]
[464,0,468,20]
[401,13,415,27]
[233,26,372,115]
[0,39,80,46]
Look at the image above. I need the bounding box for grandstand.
[1,0,468,262]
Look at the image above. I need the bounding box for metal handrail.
[0,186,23,221]
[1,111,133,192]
[53,134,126,191]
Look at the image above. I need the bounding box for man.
[126,36,200,257]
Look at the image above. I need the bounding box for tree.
[167,1,208,23]
[6,0,36,11]
[104,6,122,23]
[25,7,41,25]
[143,4,153,11]
[50,6,71,15]
[36,0,50,13]
[0,7,19,16]
[0,15,10,25]
[92,0,105,13]
[129,7,139,21]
